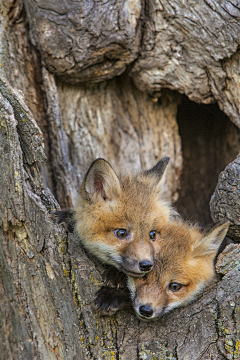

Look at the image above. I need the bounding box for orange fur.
[127,220,229,320]
[75,158,177,276]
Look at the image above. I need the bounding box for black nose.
[139,260,153,272]
[139,305,153,317]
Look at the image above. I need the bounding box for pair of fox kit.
[56,158,229,320]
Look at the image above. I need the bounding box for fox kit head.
[128,220,229,320]
[75,157,177,277]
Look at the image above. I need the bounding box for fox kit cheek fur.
[74,157,177,277]
[128,220,229,320]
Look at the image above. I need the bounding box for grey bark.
[22,0,240,128]
[210,155,240,242]
[130,0,240,128]
[23,0,142,83]
[0,0,240,359]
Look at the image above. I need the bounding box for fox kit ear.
[80,158,121,201]
[193,220,230,257]
[143,157,170,192]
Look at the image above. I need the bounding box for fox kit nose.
[139,305,153,318]
[139,260,153,272]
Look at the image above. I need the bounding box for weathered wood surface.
[23,0,142,83]
[0,76,82,360]
[210,155,240,242]
[23,0,240,127]
[130,0,240,128]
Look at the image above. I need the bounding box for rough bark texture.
[210,155,240,242]
[22,0,240,128]
[130,0,240,128]
[23,0,142,83]
[0,0,240,359]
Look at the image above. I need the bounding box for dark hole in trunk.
[176,95,240,225]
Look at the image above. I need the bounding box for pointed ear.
[80,159,121,201]
[143,157,170,192]
[193,220,230,258]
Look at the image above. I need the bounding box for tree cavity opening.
[176,95,240,224]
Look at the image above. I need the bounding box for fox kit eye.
[149,230,156,240]
[169,282,183,292]
[114,229,128,239]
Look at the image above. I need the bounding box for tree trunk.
[0,0,240,359]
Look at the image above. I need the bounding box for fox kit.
[55,157,177,276]
[74,157,178,277]
[127,220,229,320]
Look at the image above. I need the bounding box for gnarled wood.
[23,0,142,83]
[130,0,240,128]
[22,0,240,128]
[210,155,240,242]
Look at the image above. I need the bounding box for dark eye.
[169,282,183,292]
[149,230,156,240]
[114,229,128,239]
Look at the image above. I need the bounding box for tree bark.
[23,0,240,128]
[23,0,142,82]
[210,155,240,242]
[1,0,240,359]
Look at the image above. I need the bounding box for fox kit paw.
[102,267,128,288]
[52,210,76,233]
[95,286,131,315]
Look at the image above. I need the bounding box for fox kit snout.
[128,220,229,320]
[74,157,177,277]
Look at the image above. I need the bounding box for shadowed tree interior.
[176,96,240,224]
